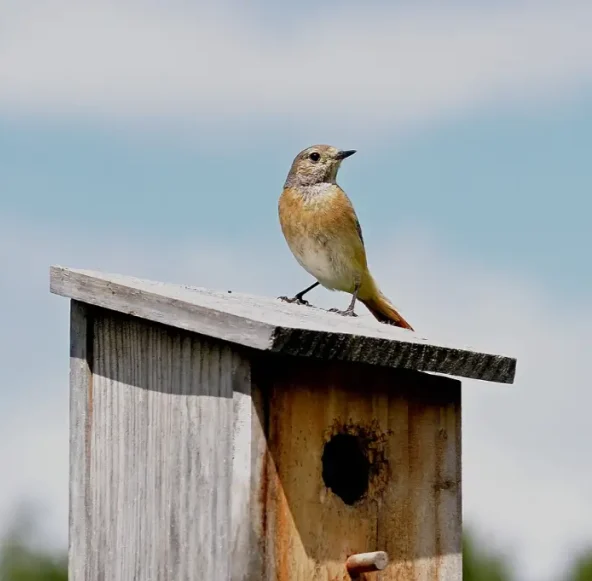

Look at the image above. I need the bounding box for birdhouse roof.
[50,265,516,384]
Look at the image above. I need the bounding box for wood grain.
[51,265,516,384]
[67,301,464,580]
[68,300,91,581]
[69,305,246,581]
[230,351,268,581]
[253,356,462,581]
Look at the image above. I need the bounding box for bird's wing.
[336,186,365,247]
[354,216,364,245]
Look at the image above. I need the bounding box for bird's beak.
[336,149,356,160]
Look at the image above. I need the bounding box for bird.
[278,144,414,330]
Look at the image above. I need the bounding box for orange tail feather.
[360,291,414,330]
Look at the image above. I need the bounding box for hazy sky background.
[1,1,591,579]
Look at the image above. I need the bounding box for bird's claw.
[278,295,311,306]
[328,307,358,318]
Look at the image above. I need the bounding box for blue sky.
[3,97,590,298]
[1,1,592,580]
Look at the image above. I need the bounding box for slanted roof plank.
[49,265,516,384]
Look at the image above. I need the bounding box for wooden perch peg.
[346,551,389,576]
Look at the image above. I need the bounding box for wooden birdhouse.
[50,266,516,581]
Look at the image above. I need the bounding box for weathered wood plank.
[252,357,462,581]
[69,300,92,581]
[71,306,241,581]
[230,356,268,581]
[50,265,516,384]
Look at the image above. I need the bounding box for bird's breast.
[278,186,367,292]
[288,232,355,291]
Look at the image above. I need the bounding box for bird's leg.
[329,282,360,318]
[278,281,320,306]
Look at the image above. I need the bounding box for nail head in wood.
[346,551,389,575]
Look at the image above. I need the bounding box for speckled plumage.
[278,144,413,330]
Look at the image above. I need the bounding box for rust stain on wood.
[258,440,270,578]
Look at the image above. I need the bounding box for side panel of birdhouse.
[252,356,461,581]
[69,300,248,581]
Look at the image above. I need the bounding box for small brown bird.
[278,144,413,330]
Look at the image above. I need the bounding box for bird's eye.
[309,152,321,162]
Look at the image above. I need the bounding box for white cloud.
[1,212,592,580]
[0,0,591,136]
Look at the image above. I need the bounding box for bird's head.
[284,144,356,188]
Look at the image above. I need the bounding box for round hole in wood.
[321,433,370,505]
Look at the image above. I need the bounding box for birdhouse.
[50,265,516,581]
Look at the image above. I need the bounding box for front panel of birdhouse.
[249,356,461,581]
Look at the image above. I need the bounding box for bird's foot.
[278,295,311,307]
[328,307,358,318]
